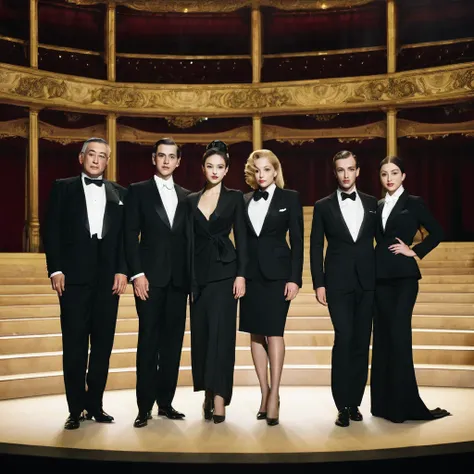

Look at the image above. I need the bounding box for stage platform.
[1,386,474,470]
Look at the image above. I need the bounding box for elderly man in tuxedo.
[42,137,128,430]
[310,150,377,428]
[124,137,191,428]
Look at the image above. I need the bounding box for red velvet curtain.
[0,137,26,252]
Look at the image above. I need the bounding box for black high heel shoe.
[257,394,280,420]
[266,396,280,426]
[212,414,225,424]
[203,393,214,421]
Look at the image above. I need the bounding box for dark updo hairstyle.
[202,140,230,167]
[379,155,405,174]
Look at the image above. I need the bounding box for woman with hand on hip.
[187,140,247,424]
[370,155,451,423]
[239,149,303,426]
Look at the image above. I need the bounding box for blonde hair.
[244,149,285,190]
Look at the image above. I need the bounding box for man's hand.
[133,275,149,301]
[315,286,327,306]
[112,273,128,295]
[284,282,299,301]
[51,273,65,297]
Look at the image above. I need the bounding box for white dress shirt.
[382,185,405,230]
[82,172,106,239]
[337,187,364,242]
[248,183,276,236]
[154,174,178,227]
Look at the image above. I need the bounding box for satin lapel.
[384,189,409,233]
[172,184,188,231]
[102,181,120,238]
[328,192,353,242]
[150,178,171,229]
[355,193,369,242]
[377,199,385,235]
[244,191,257,236]
[260,187,281,235]
[72,176,90,234]
[212,186,231,221]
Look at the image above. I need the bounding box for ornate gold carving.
[1,62,474,116]
[66,0,377,12]
[308,113,339,121]
[13,76,69,100]
[164,116,205,128]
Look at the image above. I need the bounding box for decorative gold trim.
[65,0,377,12]
[2,118,474,144]
[1,62,474,116]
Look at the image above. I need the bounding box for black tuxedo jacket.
[244,187,303,287]
[375,190,444,280]
[310,190,377,292]
[187,186,248,289]
[124,178,191,290]
[42,176,127,285]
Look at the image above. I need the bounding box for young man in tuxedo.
[124,137,191,428]
[310,150,377,427]
[42,137,128,430]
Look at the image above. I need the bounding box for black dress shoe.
[85,409,114,423]
[158,406,185,420]
[64,413,83,430]
[335,408,350,427]
[348,406,363,421]
[256,411,267,420]
[133,411,150,428]
[430,407,451,419]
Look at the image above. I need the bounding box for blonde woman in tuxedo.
[239,149,303,426]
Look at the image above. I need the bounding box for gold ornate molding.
[2,118,474,144]
[165,116,206,128]
[65,0,377,12]
[1,62,474,116]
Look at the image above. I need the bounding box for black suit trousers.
[59,281,119,416]
[370,278,432,422]
[135,284,187,412]
[327,281,373,411]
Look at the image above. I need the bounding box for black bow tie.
[341,191,356,201]
[84,177,103,187]
[253,190,269,202]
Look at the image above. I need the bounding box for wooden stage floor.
[1,385,474,468]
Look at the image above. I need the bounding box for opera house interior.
[0,0,473,470]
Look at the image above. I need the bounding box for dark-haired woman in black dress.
[370,155,451,423]
[187,140,247,424]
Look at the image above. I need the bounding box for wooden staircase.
[1,207,474,400]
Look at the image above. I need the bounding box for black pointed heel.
[256,411,267,420]
[212,414,225,424]
[266,417,279,426]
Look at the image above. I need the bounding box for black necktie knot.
[253,190,269,202]
[341,191,356,201]
[85,177,103,187]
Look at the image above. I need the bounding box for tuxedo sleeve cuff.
[130,272,145,281]
[50,271,63,278]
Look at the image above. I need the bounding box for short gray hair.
[80,137,110,155]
